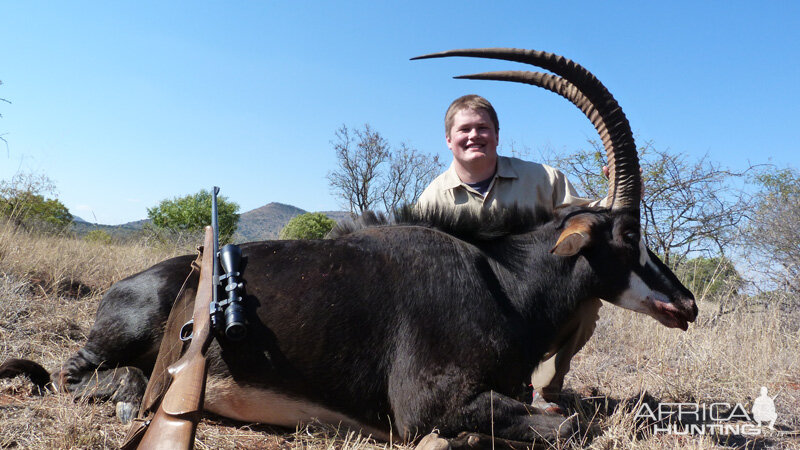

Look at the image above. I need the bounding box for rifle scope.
[219,244,247,341]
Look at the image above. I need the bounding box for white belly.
[203,375,391,441]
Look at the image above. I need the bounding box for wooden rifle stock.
[136,226,215,449]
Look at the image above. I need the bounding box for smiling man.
[417,94,602,414]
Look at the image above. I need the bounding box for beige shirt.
[417,156,600,213]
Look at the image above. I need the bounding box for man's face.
[446,108,499,169]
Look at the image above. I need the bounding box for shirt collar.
[441,163,466,190]
[495,156,519,180]
[441,156,519,191]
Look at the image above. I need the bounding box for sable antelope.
[1,48,697,447]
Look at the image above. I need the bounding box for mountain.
[234,204,354,242]
[234,202,307,242]
[70,218,149,239]
[68,203,350,243]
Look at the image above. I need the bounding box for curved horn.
[413,48,641,213]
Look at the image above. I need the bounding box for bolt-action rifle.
[123,186,247,449]
[130,187,221,449]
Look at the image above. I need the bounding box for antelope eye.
[623,230,639,243]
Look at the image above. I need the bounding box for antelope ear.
[550,220,593,256]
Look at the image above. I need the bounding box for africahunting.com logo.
[635,387,778,436]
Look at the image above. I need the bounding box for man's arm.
[547,165,603,209]
[551,165,643,210]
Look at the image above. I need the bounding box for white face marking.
[638,237,650,267]
[615,272,653,315]
[204,375,390,440]
[615,272,683,329]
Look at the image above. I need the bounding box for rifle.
[131,187,221,450]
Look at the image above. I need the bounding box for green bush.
[279,212,336,240]
[84,229,114,245]
[0,173,72,233]
[147,189,239,243]
[675,256,743,298]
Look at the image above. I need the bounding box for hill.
[70,218,149,240]
[233,202,306,242]
[234,204,353,242]
[69,204,351,243]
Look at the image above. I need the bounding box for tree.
[543,141,755,266]
[327,124,390,214]
[279,212,336,240]
[147,189,239,243]
[745,167,800,295]
[674,256,743,299]
[380,143,443,213]
[0,172,72,232]
[327,124,443,214]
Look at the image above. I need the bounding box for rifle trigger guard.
[179,319,194,341]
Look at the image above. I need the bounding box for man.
[416,94,603,414]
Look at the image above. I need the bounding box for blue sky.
[2,1,798,224]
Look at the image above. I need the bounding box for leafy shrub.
[674,256,743,299]
[0,172,72,233]
[279,212,336,240]
[84,229,113,245]
[147,189,239,243]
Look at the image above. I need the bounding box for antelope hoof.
[416,432,451,450]
[115,401,138,424]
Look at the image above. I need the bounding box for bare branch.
[742,167,800,296]
[380,143,443,213]
[541,141,756,265]
[327,124,442,215]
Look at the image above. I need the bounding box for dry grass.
[568,301,800,449]
[1,223,798,449]
[0,222,189,296]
